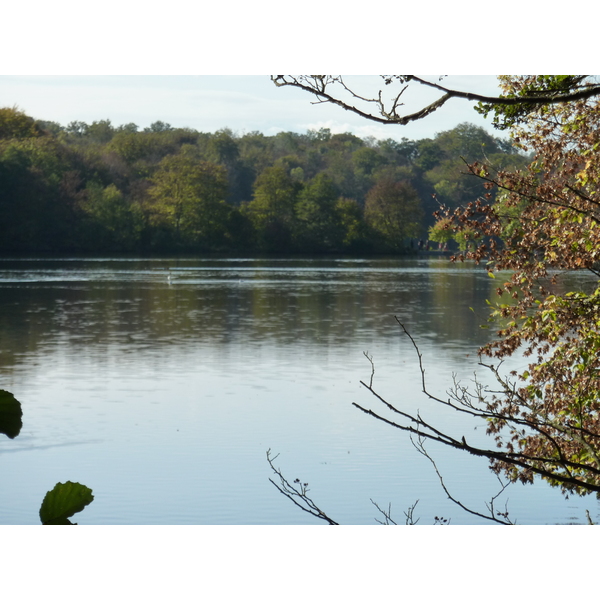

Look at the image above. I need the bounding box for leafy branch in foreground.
[434,78,600,495]
[268,380,512,527]
[267,328,519,525]
[39,481,94,525]
[354,318,600,500]
[269,75,600,524]
[1,388,94,524]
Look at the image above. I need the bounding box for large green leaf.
[39,481,94,525]
[0,389,23,439]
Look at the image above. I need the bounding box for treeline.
[0,107,527,255]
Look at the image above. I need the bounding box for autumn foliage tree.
[437,76,600,495]
[271,75,600,520]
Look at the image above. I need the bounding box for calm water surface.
[1,257,598,524]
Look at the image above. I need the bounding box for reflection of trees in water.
[6,258,590,375]
[0,262,486,372]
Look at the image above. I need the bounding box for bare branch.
[354,321,600,495]
[405,75,600,106]
[411,436,514,524]
[271,75,600,127]
[266,449,339,525]
[370,499,400,525]
[363,351,375,389]
[402,500,421,525]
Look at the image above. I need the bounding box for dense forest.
[0,106,527,256]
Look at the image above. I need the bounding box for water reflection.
[0,257,498,367]
[1,257,598,524]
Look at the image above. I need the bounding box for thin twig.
[411,436,514,525]
[266,449,339,525]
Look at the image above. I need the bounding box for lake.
[1,256,599,524]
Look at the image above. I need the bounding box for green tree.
[116,122,139,134]
[80,182,142,251]
[105,131,151,164]
[425,124,527,209]
[335,197,370,252]
[364,178,423,250]
[204,130,256,205]
[243,165,301,253]
[352,147,387,175]
[147,154,230,250]
[0,106,44,139]
[237,131,272,178]
[0,136,84,252]
[428,215,480,251]
[435,122,503,160]
[322,149,360,201]
[85,120,115,143]
[206,128,239,165]
[66,120,89,137]
[36,120,65,136]
[144,120,173,133]
[427,216,454,244]
[377,137,418,165]
[294,173,343,252]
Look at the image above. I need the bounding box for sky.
[0,75,505,142]
[1,3,582,144]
